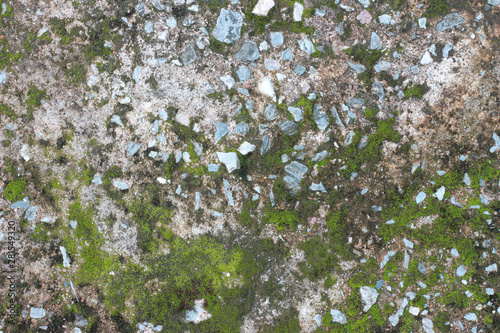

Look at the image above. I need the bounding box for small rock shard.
[236,65,251,82]
[238,141,256,155]
[357,10,372,24]
[331,107,345,128]
[215,122,229,143]
[490,132,500,153]
[264,104,277,121]
[298,38,315,55]
[360,286,379,312]
[223,179,235,206]
[252,0,275,16]
[415,191,426,204]
[235,42,260,62]
[293,2,304,21]
[284,161,308,194]
[60,246,71,267]
[185,299,212,323]
[313,104,329,131]
[310,182,327,192]
[464,313,477,322]
[279,120,299,135]
[422,318,435,333]
[234,122,250,135]
[486,263,497,273]
[127,143,142,156]
[370,32,381,50]
[389,298,408,326]
[330,309,347,325]
[436,13,464,31]
[30,308,46,319]
[216,152,241,173]
[213,9,243,44]
[261,135,271,155]
[258,77,276,101]
[270,32,283,46]
[113,180,129,190]
[374,61,391,72]
[456,265,467,277]
[180,44,197,65]
[420,51,433,65]
[432,186,445,201]
[288,106,303,121]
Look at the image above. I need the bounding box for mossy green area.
[0,39,22,69]
[404,83,429,99]
[3,177,27,202]
[345,44,385,88]
[0,102,17,120]
[25,84,47,117]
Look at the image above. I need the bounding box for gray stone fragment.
[436,13,464,31]
[151,0,166,10]
[389,298,408,326]
[335,22,344,35]
[208,164,219,172]
[344,132,355,146]
[298,38,315,55]
[252,0,275,16]
[490,132,500,153]
[422,318,435,333]
[294,64,306,76]
[234,122,250,135]
[311,150,328,162]
[133,66,142,83]
[70,220,78,229]
[415,191,426,204]
[213,9,243,44]
[223,179,234,206]
[313,104,329,131]
[433,186,445,201]
[236,65,251,82]
[370,32,381,50]
[347,61,366,74]
[463,173,471,186]
[11,197,30,210]
[195,192,201,210]
[279,120,299,135]
[488,0,500,5]
[360,286,379,312]
[25,206,39,221]
[238,141,256,155]
[310,182,327,192]
[135,2,145,15]
[180,44,197,65]
[457,265,467,277]
[30,308,46,319]
[261,135,271,155]
[282,48,293,61]
[284,161,308,194]
[442,44,453,59]
[380,250,396,268]
[215,122,229,143]
[348,98,365,106]
[75,314,89,327]
[264,59,281,70]
[219,75,235,89]
[113,180,129,190]
[60,246,71,267]
[374,61,391,72]
[331,107,345,128]
[259,77,275,100]
[464,313,477,321]
[235,42,260,61]
[486,263,497,273]
[144,21,154,33]
[264,104,277,121]
[111,115,124,126]
[127,143,142,156]
[192,141,203,156]
[270,32,283,46]
[330,309,347,324]
[373,82,384,100]
[216,152,241,173]
[293,2,304,21]
[288,106,303,121]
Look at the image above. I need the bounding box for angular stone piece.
[261,135,271,155]
[330,309,347,324]
[298,38,315,55]
[252,0,275,16]
[30,308,46,319]
[370,32,381,49]
[236,65,251,82]
[279,120,299,135]
[235,42,260,61]
[313,104,329,131]
[213,9,243,44]
[288,106,303,121]
[216,152,241,173]
[238,141,256,155]
[264,104,277,121]
[127,143,142,156]
[258,77,276,101]
[293,2,304,21]
[357,10,372,24]
[214,122,229,143]
[436,13,464,31]
[180,44,197,65]
[347,61,366,73]
[360,286,379,312]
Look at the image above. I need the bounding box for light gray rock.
[70,220,78,229]
[420,51,433,65]
[331,107,345,128]
[456,265,467,277]
[261,135,271,155]
[259,77,276,100]
[30,307,46,319]
[293,2,304,21]
[433,186,445,201]
[271,32,283,46]
[264,104,277,121]
[463,173,471,186]
[415,191,426,204]
[347,61,366,74]
[358,0,370,7]
[379,14,393,25]
[127,143,142,156]
[235,42,260,61]
[252,0,275,16]
[294,64,306,76]
[418,17,427,29]
[486,263,497,273]
[11,197,30,210]
[490,132,500,153]
[208,164,219,172]
[219,75,235,89]
[180,44,197,65]
[389,298,408,326]
[344,132,355,146]
[144,21,154,33]
[215,122,229,143]
[311,150,328,162]
[373,81,384,100]
[488,0,500,5]
[374,61,391,72]
[288,106,303,121]
[279,120,299,135]
[310,182,327,192]
[213,9,243,44]
[380,250,396,268]
[360,286,379,312]
[192,141,203,156]
[60,246,71,267]
[282,48,293,61]
[236,65,251,82]
[25,206,39,221]
[234,122,250,135]
[436,13,464,31]
[195,192,201,210]
[330,309,347,324]
[264,59,281,70]
[151,0,166,10]
[135,2,145,15]
[464,313,477,321]
[298,38,315,55]
[370,32,381,50]
[113,180,129,190]
[217,152,241,173]
[313,104,329,131]
[133,66,142,83]
[422,318,435,333]
[223,179,235,206]
[238,141,256,155]
[284,161,308,194]
[111,115,124,126]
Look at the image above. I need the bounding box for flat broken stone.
[30,308,46,319]
[238,141,256,155]
[432,186,445,201]
[180,44,197,65]
[330,309,347,325]
[185,299,212,323]
[370,32,381,50]
[214,122,229,143]
[258,77,276,101]
[288,106,303,121]
[348,62,366,73]
[223,179,235,206]
[313,104,329,131]
[264,104,277,121]
[261,135,271,155]
[60,246,71,267]
[216,152,241,173]
[356,10,372,24]
[415,191,426,204]
[235,42,260,61]
[127,143,142,156]
[113,180,130,190]
[436,13,464,31]
[279,120,299,135]
[252,0,275,16]
[360,286,379,312]
[310,182,327,192]
[212,9,243,44]
[298,38,315,55]
[420,51,433,65]
[293,2,304,21]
